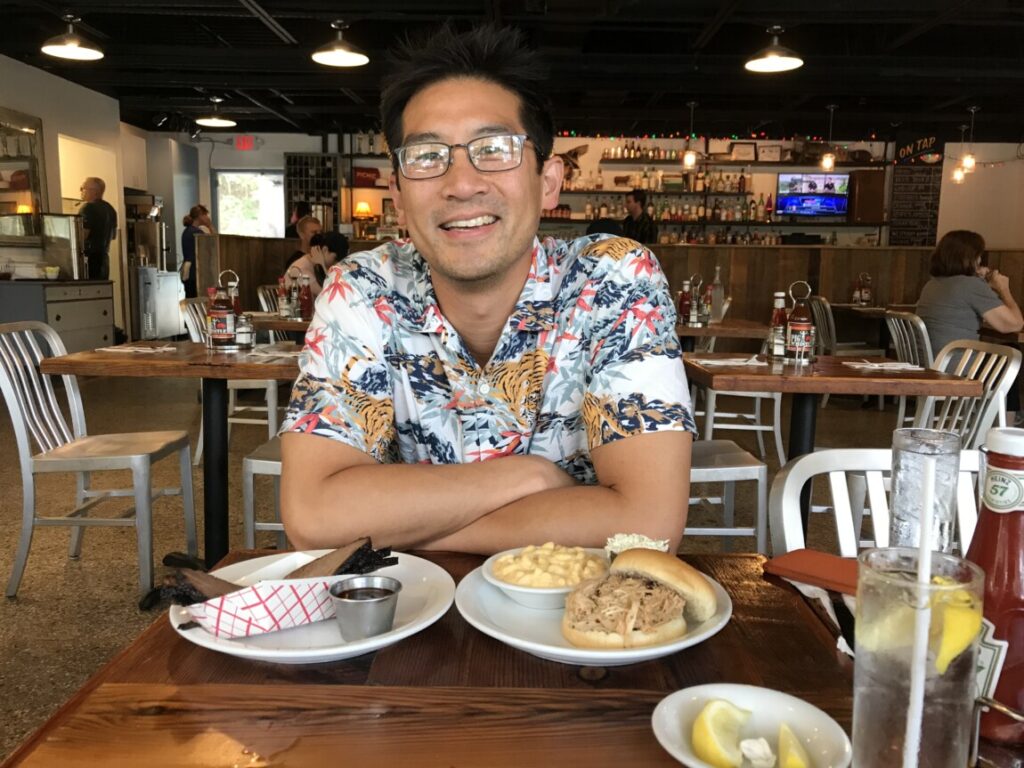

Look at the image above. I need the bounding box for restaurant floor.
[0,378,899,759]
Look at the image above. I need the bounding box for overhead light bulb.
[745,25,802,73]
[820,152,836,172]
[952,166,965,184]
[41,14,104,61]
[196,96,237,128]
[683,150,697,169]
[312,20,369,67]
[961,153,976,173]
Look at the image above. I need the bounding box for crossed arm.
[280,428,692,554]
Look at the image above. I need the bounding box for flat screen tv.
[775,173,849,217]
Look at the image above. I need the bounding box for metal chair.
[0,321,197,597]
[914,339,1022,449]
[809,295,885,409]
[769,448,980,556]
[179,298,279,465]
[885,310,935,426]
[242,436,286,550]
[256,284,282,344]
[687,439,769,554]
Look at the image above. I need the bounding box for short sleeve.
[578,240,697,449]
[280,264,397,461]
[965,276,1003,318]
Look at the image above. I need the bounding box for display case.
[0,106,47,217]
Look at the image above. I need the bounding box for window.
[213,170,284,237]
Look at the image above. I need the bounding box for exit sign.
[234,135,256,151]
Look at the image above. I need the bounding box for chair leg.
[243,459,256,550]
[273,475,286,550]
[772,395,787,465]
[896,395,907,428]
[821,393,830,408]
[722,481,735,553]
[6,477,37,598]
[178,445,197,558]
[752,397,767,460]
[132,460,154,595]
[266,381,279,438]
[703,391,718,440]
[68,470,90,559]
[194,415,204,466]
[227,389,236,443]
[755,466,768,555]
[848,473,868,545]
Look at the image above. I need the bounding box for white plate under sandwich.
[169,550,455,664]
[455,565,732,666]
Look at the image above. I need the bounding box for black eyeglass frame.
[393,133,540,180]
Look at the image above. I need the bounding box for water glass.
[889,428,960,552]
[852,548,984,768]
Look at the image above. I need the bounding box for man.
[622,188,658,245]
[80,177,117,280]
[284,201,312,239]
[280,25,694,554]
[285,214,322,268]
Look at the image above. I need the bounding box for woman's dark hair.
[930,230,986,277]
[380,24,554,176]
[321,232,349,259]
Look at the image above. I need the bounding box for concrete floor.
[0,377,899,759]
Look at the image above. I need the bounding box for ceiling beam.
[885,0,972,51]
[691,0,741,51]
[233,89,306,130]
[237,0,298,44]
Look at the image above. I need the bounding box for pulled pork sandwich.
[561,548,717,649]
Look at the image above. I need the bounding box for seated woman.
[916,229,1024,419]
[284,231,348,298]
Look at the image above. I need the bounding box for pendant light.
[745,25,803,74]
[683,101,698,169]
[820,104,837,172]
[961,106,979,173]
[952,124,968,184]
[41,14,104,61]
[196,96,237,128]
[312,20,369,67]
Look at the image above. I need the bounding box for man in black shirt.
[80,177,117,280]
[621,188,658,245]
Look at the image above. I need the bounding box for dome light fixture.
[312,20,369,68]
[41,14,104,61]
[683,101,699,169]
[745,25,803,74]
[196,96,237,128]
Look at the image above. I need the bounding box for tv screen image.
[776,173,850,217]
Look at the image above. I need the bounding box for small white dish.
[480,547,608,610]
[652,683,852,768]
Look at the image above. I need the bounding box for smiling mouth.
[439,214,499,231]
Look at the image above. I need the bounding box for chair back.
[807,295,837,355]
[769,448,981,555]
[885,310,933,368]
[915,340,1022,448]
[0,322,86,481]
[257,284,279,313]
[696,297,732,353]
[180,298,208,343]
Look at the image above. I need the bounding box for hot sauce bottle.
[298,274,314,322]
[207,283,235,348]
[966,427,1024,744]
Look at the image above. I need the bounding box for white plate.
[169,550,455,664]
[455,565,732,666]
[652,683,852,768]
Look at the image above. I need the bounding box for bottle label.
[208,309,235,341]
[976,618,1008,699]
[982,465,1024,512]
[785,320,814,353]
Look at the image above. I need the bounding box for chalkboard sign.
[889,164,942,246]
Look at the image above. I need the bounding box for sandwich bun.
[560,613,687,649]
[610,548,717,623]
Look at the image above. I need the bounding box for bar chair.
[179,298,279,465]
[0,321,197,597]
[242,436,286,550]
[885,310,934,426]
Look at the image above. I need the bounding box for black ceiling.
[2,0,1023,144]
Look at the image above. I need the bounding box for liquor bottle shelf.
[540,218,887,228]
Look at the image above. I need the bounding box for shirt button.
[478,382,491,396]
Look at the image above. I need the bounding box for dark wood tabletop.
[676,318,770,339]
[1,552,855,768]
[40,341,301,381]
[684,353,984,397]
[248,311,310,333]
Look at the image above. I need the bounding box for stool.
[242,437,286,549]
[687,439,769,553]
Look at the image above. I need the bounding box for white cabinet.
[0,281,114,352]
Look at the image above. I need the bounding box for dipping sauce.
[336,587,393,601]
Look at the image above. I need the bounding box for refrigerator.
[137,265,184,339]
[125,202,183,339]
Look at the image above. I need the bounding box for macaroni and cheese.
[492,542,608,588]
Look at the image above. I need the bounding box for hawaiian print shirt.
[281,234,696,484]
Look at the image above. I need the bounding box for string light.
[683,101,698,169]
[961,106,979,173]
[820,105,837,171]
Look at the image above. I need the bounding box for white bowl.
[481,547,608,611]
[652,683,852,768]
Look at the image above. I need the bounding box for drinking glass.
[852,548,983,768]
[889,428,960,552]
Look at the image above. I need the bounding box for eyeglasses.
[395,133,533,180]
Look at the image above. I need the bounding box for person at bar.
[284,231,348,298]
[284,201,312,239]
[916,229,1024,421]
[286,215,322,268]
[279,24,695,554]
[180,204,214,298]
[79,177,117,281]
[621,188,657,244]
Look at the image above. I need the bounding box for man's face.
[625,195,641,218]
[389,77,562,291]
[80,181,100,203]
[299,220,321,246]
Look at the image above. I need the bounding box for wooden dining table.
[676,318,769,352]
[248,311,309,334]
[684,353,983,527]
[0,550,854,767]
[41,342,301,566]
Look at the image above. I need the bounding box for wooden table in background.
[248,311,309,334]
[41,342,301,566]
[676,319,769,352]
[683,353,983,527]
[0,552,854,768]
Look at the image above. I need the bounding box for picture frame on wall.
[758,145,783,162]
[729,142,757,161]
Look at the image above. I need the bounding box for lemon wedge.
[778,722,813,768]
[933,590,982,675]
[691,699,750,768]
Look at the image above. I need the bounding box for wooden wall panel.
[196,235,300,311]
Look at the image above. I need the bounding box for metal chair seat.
[688,438,769,553]
[35,430,190,470]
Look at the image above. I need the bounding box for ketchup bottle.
[677,280,692,324]
[298,275,314,322]
[966,427,1024,744]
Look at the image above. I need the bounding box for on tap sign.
[895,135,944,165]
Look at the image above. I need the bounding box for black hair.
[627,189,647,208]
[293,201,312,218]
[321,231,349,259]
[586,218,624,237]
[380,23,554,176]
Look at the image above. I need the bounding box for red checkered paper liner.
[185,577,340,638]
